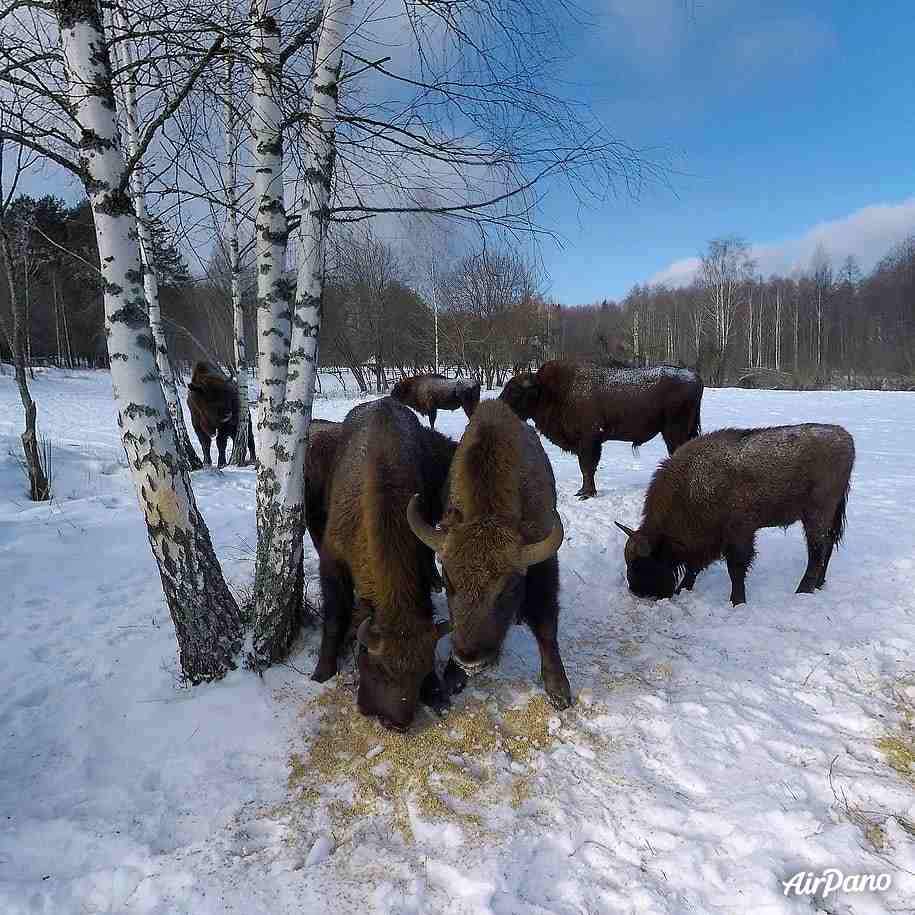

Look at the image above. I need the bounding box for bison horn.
[517,513,564,568]
[614,521,637,538]
[356,618,378,654]
[407,494,446,553]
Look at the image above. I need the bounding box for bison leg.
[312,555,353,682]
[676,566,699,593]
[191,414,212,466]
[419,669,450,716]
[724,538,755,606]
[247,413,256,463]
[216,426,230,468]
[574,438,601,500]
[522,556,572,709]
[798,520,831,593]
[428,406,437,430]
[443,656,468,697]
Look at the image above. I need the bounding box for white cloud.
[648,197,915,286]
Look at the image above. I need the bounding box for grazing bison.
[500,360,703,499]
[407,399,571,709]
[616,424,855,606]
[186,361,255,467]
[303,419,345,553]
[391,374,481,430]
[311,398,458,731]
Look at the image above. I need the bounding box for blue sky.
[538,0,915,302]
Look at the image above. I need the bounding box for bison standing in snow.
[303,419,345,553]
[311,398,457,731]
[391,374,481,430]
[186,361,255,467]
[616,424,855,605]
[499,360,703,499]
[407,399,571,709]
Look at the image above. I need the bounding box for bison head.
[499,373,539,420]
[615,522,678,599]
[408,495,563,676]
[390,378,409,402]
[354,615,449,732]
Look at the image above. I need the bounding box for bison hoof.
[311,660,337,683]
[574,489,596,501]
[730,595,746,607]
[443,657,468,696]
[546,686,573,711]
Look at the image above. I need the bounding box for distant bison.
[617,424,855,606]
[391,374,481,430]
[186,361,255,467]
[303,419,344,553]
[500,361,703,499]
[407,399,571,709]
[311,398,458,731]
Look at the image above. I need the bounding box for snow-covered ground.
[1,368,913,915]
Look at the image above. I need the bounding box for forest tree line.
[2,197,914,391]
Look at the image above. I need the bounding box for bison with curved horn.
[186,360,255,467]
[311,398,457,732]
[617,424,855,605]
[391,373,481,430]
[500,360,703,499]
[407,399,572,709]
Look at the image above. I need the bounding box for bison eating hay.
[616,424,855,605]
[311,398,457,732]
[500,360,703,499]
[407,399,572,709]
[391,374,481,430]
[186,361,255,467]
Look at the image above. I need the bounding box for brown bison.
[311,398,458,731]
[303,419,345,553]
[186,361,255,467]
[499,360,703,499]
[407,399,571,709]
[391,374,481,430]
[616,424,855,606]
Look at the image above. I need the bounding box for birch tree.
[110,7,202,471]
[0,0,242,681]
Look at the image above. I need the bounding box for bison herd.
[188,358,856,733]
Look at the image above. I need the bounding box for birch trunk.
[112,8,202,472]
[251,0,353,665]
[224,24,251,467]
[58,0,241,682]
[0,226,50,501]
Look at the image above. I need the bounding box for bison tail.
[831,482,850,547]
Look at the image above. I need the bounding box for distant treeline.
[2,195,913,390]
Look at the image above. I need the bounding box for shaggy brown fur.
[500,360,703,499]
[413,399,572,709]
[186,361,255,467]
[312,398,457,731]
[303,419,345,553]
[620,424,855,605]
[391,374,481,430]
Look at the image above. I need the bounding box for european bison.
[500,360,703,499]
[407,399,571,709]
[617,424,855,606]
[311,398,457,732]
[391,374,481,430]
[303,419,344,553]
[186,361,255,467]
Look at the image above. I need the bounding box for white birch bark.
[224,2,251,466]
[251,0,353,665]
[111,8,202,471]
[58,0,241,682]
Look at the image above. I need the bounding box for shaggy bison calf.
[500,360,703,499]
[186,361,255,467]
[407,399,571,709]
[311,398,457,732]
[391,374,481,430]
[617,424,855,605]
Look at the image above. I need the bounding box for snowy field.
[1,368,914,915]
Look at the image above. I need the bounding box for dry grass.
[288,676,607,841]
